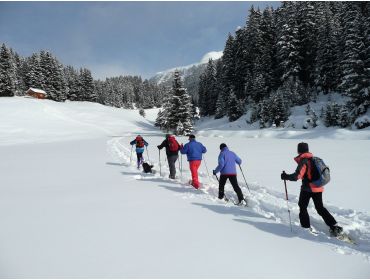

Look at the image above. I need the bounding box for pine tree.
[339,3,367,116]
[233,27,248,100]
[11,51,27,95]
[79,68,96,102]
[214,93,226,119]
[42,53,66,102]
[338,106,350,127]
[227,90,244,122]
[222,34,237,96]
[269,90,290,127]
[139,108,146,118]
[296,2,318,87]
[24,53,44,90]
[276,2,301,85]
[260,6,278,93]
[167,70,194,135]
[198,72,207,116]
[315,2,338,94]
[64,65,80,101]
[257,99,271,128]
[207,59,218,115]
[324,102,341,126]
[0,43,16,97]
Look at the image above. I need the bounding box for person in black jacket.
[157,134,181,179]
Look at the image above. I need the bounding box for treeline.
[198,2,370,128]
[0,43,167,109]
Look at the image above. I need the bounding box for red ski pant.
[189,160,201,188]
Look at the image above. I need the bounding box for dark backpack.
[310,157,330,186]
[136,136,144,148]
[142,162,153,173]
[168,136,179,152]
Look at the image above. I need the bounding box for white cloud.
[200,51,223,64]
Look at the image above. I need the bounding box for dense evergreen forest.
[198,2,370,128]
[0,44,168,109]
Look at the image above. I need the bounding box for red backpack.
[136,136,144,148]
[168,136,179,152]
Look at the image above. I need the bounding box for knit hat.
[297,142,309,154]
[220,143,227,150]
[188,134,196,139]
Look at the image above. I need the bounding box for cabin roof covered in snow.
[27,88,47,94]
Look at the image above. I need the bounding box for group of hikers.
[130,134,343,237]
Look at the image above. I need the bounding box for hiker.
[157,134,181,179]
[281,142,343,236]
[130,135,149,169]
[213,143,246,206]
[180,134,206,189]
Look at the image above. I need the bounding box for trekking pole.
[145,146,150,162]
[283,175,293,233]
[177,158,181,179]
[180,153,183,179]
[159,149,162,176]
[130,145,133,164]
[238,164,251,193]
[203,155,211,178]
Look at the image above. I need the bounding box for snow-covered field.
[1,97,370,278]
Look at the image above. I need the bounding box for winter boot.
[329,225,343,237]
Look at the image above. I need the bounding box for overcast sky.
[0,1,279,79]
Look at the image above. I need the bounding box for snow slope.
[0,97,370,277]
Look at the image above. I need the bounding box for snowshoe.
[235,198,248,207]
[329,226,356,245]
[329,225,343,237]
[307,227,319,236]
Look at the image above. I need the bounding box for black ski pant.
[298,190,337,228]
[136,153,143,167]
[167,154,178,179]
[218,175,244,202]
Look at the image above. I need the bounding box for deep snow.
[0,97,369,278]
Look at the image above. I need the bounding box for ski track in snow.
[108,136,370,263]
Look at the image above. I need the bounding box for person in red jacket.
[157,134,181,179]
[281,142,343,236]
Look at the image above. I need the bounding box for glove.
[157,145,161,149]
[212,170,217,175]
[281,171,289,180]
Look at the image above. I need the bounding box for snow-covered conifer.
[0,43,16,97]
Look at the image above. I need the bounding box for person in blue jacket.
[180,134,207,189]
[213,143,246,205]
[130,135,149,169]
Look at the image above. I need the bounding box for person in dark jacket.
[157,134,180,179]
[213,143,246,205]
[130,135,149,169]
[180,134,207,189]
[281,142,343,236]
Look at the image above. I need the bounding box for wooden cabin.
[26,88,47,99]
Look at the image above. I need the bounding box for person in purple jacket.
[213,143,246,205]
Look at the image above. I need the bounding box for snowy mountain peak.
[151,51,223,86]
